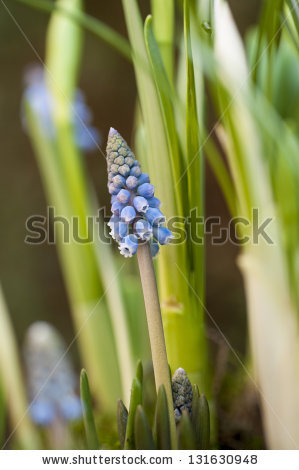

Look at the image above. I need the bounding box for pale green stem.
[0,286,40,449]
[137,243,177,449]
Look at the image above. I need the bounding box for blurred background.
[0,0,263,448]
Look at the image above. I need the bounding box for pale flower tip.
[109,127,118,136]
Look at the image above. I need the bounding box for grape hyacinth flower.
[21,64,100,152]
[172,368,193,423]
[107,128,177,447]
[106,128,173,257]
[24,322,82,426]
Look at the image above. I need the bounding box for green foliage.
[134,405,155,450]
[9,0,131,59]
[153,385,171,449]
[80,369,100,450]
[122,361,144,450]
[116,400,128,449]
[116,362,210,450]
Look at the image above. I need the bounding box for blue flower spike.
[106,128,173,257]
[22,64,100,152]
[24,322,82,427]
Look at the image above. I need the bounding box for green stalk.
[151,0,174,82]
[137,243,177,449]
[0,286,40,449]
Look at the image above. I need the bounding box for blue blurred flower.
[24,322,82,427]
[59,395,82,421]
[22,65,100,152]
[30,400,55,426]
[106,128,173,257]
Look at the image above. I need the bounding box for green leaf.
[178,410,196,450]
[0,285,40,449]
[154,385,171,450]
[204,138,236,217]
[117,399,128,449]
[184,0,204,295]
[198,394,210,450]
[286,0,299,38]
[151,0,174,81]
[136,360,143,385]
[9,0,131,60]
[121,0,186,307]
[144,15,186,218]
[124,377,143,449]
[80,369,100,450]
[134,405,156,450]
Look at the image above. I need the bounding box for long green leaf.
[144,15,187,218]
[154,385,171,450]
[178,410,196,450]
[117,399,128,449]
[9,0,131,60]
[121,0,183,304]
[184,0,204,295]
[80,369,100,450]
[198,394,210,449]
[124,377,143,449]
[134,405,155,450]
[0,286,40,449]
[151,0,174,81]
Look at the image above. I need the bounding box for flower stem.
[137,243,177,449]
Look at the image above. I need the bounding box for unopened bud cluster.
[172,368,193,423]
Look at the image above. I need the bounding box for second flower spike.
[106,128,173,257]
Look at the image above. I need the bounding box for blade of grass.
[150,0,174,82]
[9,0,131,60]
[80,369,100,450]
[144,15,187,218]
[204,138,236,217]
[153,385,171,450]
[184,0,204,295]
[134,405,155,450]
[117,399,128,449]
[286,0,299,37]
[124,377,143,449]
[0,285,40,449]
